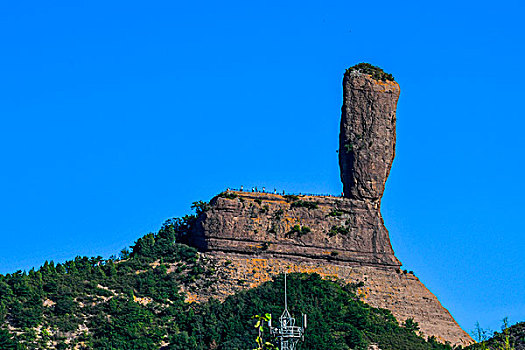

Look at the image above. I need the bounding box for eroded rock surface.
[339,70,400,201]
[185,65,473,346]
[190,192,400,267]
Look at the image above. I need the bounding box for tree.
[0,329,18,350]
[252,314,278,350]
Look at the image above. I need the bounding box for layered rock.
[197,250,473,347]
[185,64,473,346]
[189,191,472,346]
[190,192,400,267]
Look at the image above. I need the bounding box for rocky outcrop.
[190,192,400,267]
[185,64,473,346]
[189,192,472,346]
[339,68,400,201]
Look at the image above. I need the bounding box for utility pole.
[269,273,307,350]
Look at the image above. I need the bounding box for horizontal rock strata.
[188,191,472,346]
[185,65,473,347]
[190,191,400,267]
[195,252,473,347]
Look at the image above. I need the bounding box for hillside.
[466,322,525,350]
[174,63,472,347]
[0,212,458,350]
[0,63,478,348]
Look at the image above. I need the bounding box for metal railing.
[225,187,343,198]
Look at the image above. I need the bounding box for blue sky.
[1,0,524,335]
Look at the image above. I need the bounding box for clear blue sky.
[1,0,523,336]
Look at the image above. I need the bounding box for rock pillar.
[339,65,400,200]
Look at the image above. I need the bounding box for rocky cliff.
[186,64,473,347]
[190,192,400,267]
[339,66,399,201]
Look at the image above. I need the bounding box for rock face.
[339,70,400,201]
[190,192,473,346]
[190,192,400,267]
[186,65,473,347]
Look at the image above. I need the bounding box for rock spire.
[186,64,473,346]
[339,64,400,200]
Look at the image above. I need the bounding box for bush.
[283,195,299,202]
[218,192,238,200]
[290,200,319,210]
[191,201,210,215]
[347,63,395,82]
[287,225,311,237]
[328,225,350,237]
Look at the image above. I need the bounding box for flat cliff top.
[346,62,396,82]
[190,190,401,267]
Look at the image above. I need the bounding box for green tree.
[252,314,278,350]
[0,329,19,350]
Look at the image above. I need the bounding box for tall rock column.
[339,64,400,200]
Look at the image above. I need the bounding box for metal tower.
[269,273,307,350]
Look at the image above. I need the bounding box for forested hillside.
[0,205,459,349]
[466,322,525,350]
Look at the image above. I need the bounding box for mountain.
[0,232,458,350]
[0,63,475,349]
[183,63,472,347]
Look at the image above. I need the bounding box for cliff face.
[196,250,473,347]
[189,192,472,346]
[190,192,400,267]
[186,65,473,346]
[339,71,399,201]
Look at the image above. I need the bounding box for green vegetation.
[328,210,343,217]
[344,143,354,153]
[347,62,395,82]
[197,274,454,350]
[252,313,278,350]
[328,225,350,237]
[274,209,284,219]
[283,194,299,202]
[467,318,522,350]
[0,202,213,349]
[290,200,319,210]
[218,191,238,199]
[0,329,19,349]
[0,200,457,349]
[286,224,312,237]
[191,200,211,215]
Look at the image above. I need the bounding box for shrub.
[290,200,319,210]
[218,192,238,199]
[191,200,211,215]
[347,62,395,82]
[283,194,299,202]
[328,225,350,237]
[287,225,311,237]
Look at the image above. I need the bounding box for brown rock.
[185,65,473,347]
[339,69,400,201]
[190,192,400,267]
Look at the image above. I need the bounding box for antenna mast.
[269,272,307,350]
[284,272,288,311]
